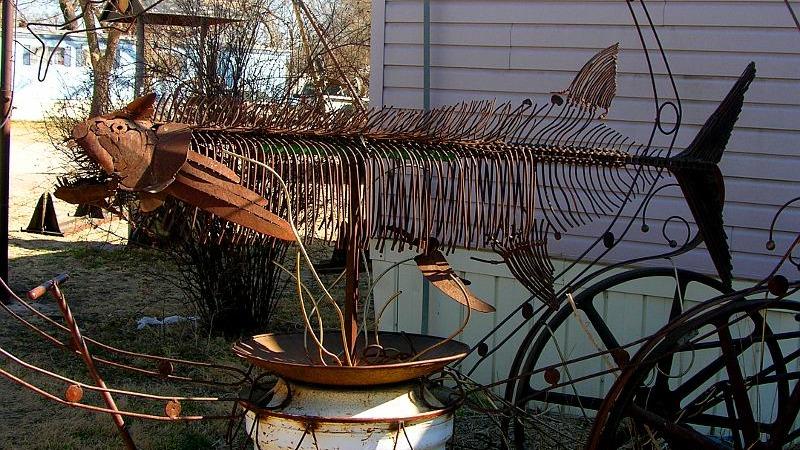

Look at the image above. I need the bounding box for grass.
[1,234,239,449]
[0,228,356,450]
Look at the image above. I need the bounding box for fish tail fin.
[670,62,756,287]
[674,62,756,164]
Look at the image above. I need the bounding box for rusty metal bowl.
[232,331,468,386]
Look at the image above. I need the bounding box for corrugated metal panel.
[373,0,800,281]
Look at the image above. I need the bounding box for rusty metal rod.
[0,0,12,303]
[2,277,250,385]
[48,283,138,450]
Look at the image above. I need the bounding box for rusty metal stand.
[28,275,138,450]
[343,163,362,358]
[0,0,14,303]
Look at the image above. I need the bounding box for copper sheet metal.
[415,250,495,312]
[232,331,469,386]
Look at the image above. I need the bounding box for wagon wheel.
[505,267,731,449]
[587,283,800,450]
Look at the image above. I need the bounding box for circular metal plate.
[233,331,468,386]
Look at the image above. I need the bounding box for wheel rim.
[507,268,730,449]
[589,290,800,450]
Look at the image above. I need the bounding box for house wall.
[368,0,800,411]
[370,0,800,280]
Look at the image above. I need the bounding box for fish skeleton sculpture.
[56,45,756,308]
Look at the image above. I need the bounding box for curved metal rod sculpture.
[55,45,753,310]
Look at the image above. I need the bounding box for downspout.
[421,0,431,333]
[423,0,430,111]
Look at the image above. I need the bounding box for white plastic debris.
[136,315,197,330]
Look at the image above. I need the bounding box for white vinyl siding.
[370,0,800,281]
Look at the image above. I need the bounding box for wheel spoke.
[767,378,800,447]
[723,390,745,450]
[674,331,759,400]
[654,279,690,394]
[629,404,724,448]
[581,303,621,352]
[717,324,759,445]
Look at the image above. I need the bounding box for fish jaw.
[72,120,115,175]
[54,178,116,206]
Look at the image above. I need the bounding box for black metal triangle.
[74,203,105,219]
[22,193,63,237]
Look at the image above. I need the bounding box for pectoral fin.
[166,170,295,242]
[415,250,495,313]
[53,178,116,205]
[186,151,241,184]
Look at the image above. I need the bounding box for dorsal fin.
[120,93,156,120]
[558,43,619,112]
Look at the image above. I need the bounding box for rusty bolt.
[65,384,84,403]
[769,275,789,297]
[544,367,560,386]
[602,232,615,249]
[610,348,630,367]
[521,302,534,319]
[165,400,181,418]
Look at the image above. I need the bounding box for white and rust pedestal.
[234,331,467,450]
[243,381,455,450]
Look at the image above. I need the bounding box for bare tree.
[58,0,79,30]
[78,1,122,115]
[52,0,125,115]
[142,0,288,99]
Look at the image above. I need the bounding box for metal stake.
[343,164,362,357]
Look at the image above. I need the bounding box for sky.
[15,0,63,25]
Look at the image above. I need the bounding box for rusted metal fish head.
[60,94,297,242]
[70,93,191,193]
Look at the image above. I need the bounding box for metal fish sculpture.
[55,44,756,308]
